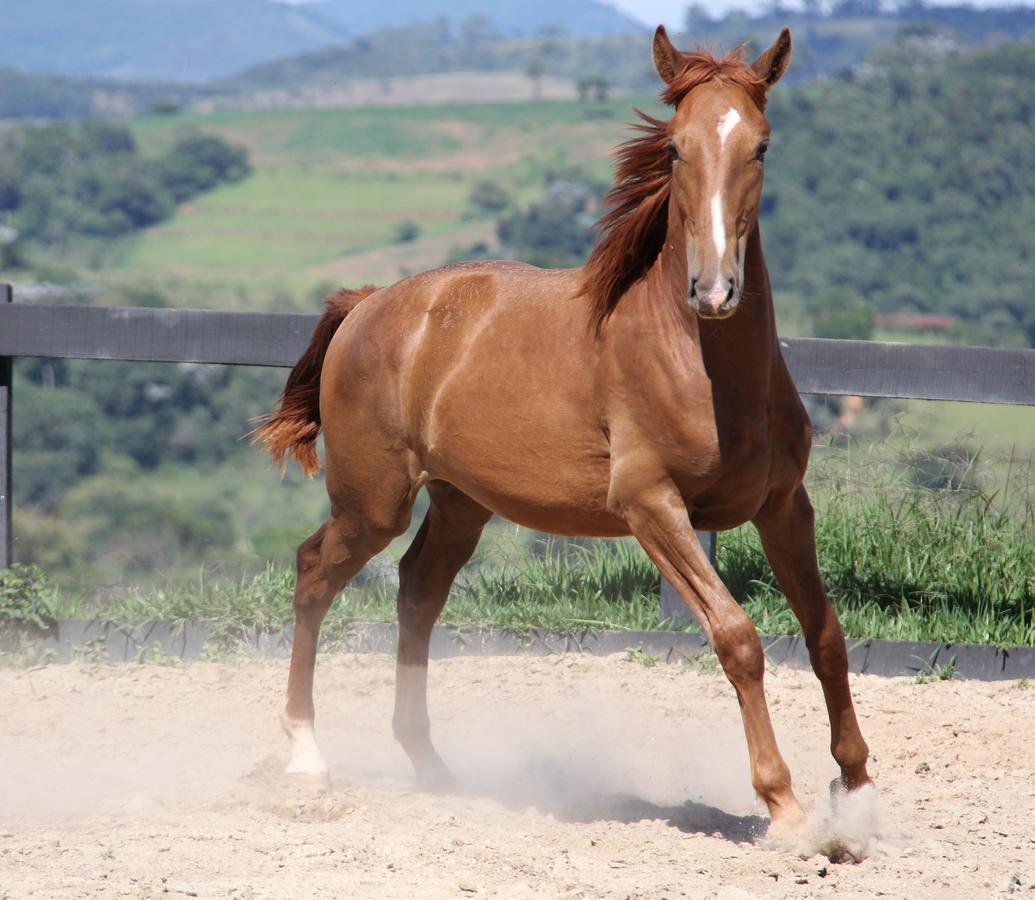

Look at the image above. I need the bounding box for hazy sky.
[606,0,1032,28]
[607,0,735,27]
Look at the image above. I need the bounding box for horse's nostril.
[724,281,735,302]
[690,277,699,297]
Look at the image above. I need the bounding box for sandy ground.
[0,653,1032,899]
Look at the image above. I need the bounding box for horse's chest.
[671,416,775,529]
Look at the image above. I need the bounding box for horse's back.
[323,260,585,385]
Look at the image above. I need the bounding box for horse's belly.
[465,490,629,538]
[425,434,627,537]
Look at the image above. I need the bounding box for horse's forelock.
[662,46,769,111]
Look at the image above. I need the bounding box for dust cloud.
[0,654,756,833]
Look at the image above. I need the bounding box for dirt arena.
[0,652,1032,898]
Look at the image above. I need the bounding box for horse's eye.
[755,141,769,162]
[667,140,680,162]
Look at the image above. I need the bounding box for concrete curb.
[2,619,1033,680]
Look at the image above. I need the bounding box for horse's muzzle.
[689,278,739,319]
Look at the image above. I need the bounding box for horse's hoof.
[284,768,332,792]
[821,779,880,863]
[415,763,456,794]
[764,813,806,848]
[829,775,874,802]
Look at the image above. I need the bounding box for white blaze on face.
[710,107,742,266]
[717,106,742,144]
[710,192,725,264]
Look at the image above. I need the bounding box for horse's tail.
[250,285,378,476]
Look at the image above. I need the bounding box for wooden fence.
[3,287,1035,613]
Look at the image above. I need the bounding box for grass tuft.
[624,645,660,668]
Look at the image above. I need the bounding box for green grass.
[821,400,1035,505]
[911,651,960,684]
[12,460,1034,650]
[40,540,667,645]
[721,488,1035,647]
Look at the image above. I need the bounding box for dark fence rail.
[3,291,1035,602]
[4,301,1035,404]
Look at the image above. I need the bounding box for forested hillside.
[0,121,249,269]
[288,0,641,38]
[219,4,1035,99]
[0,68,202,121]
[451,37,1035,347]
[765,37,1035,346]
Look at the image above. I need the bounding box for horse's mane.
[582,47,768,329]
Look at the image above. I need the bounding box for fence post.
[659,530,716,622]
[0,284,11,569]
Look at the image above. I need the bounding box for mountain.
[0,0,348,82]
[214,3,1035,102]
[0,0,641,83]
[214,21,654,95]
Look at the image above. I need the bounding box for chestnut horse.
[256,26,872,836]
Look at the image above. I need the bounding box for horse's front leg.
[620,478,805,837]
[753,484,871,792]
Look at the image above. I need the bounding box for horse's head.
[653,26,791,319]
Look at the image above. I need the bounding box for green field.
[106,97,658,300]
[113,169,472,279]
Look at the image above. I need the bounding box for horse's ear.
[751,28,792,87]
[652,25,681,85]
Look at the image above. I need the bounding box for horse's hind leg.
[392,482,491,789]
[754,485,871,791]
[283,497,410,785]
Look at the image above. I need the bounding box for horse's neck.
[699,226,779,385]
[616,223,778,395]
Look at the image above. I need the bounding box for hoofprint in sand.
[1,654,1032,898]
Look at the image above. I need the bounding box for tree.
[576,75,609,102]
[526,52,546,101]
[3,120,251,243]
[159,134,250,199]
[469,180,510,212]
[80,120,136,155]
[808,288,875,340]
[394,220,420,243]
[460,13,498,64]
[0,159,20,211]
[497,169,605,268]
